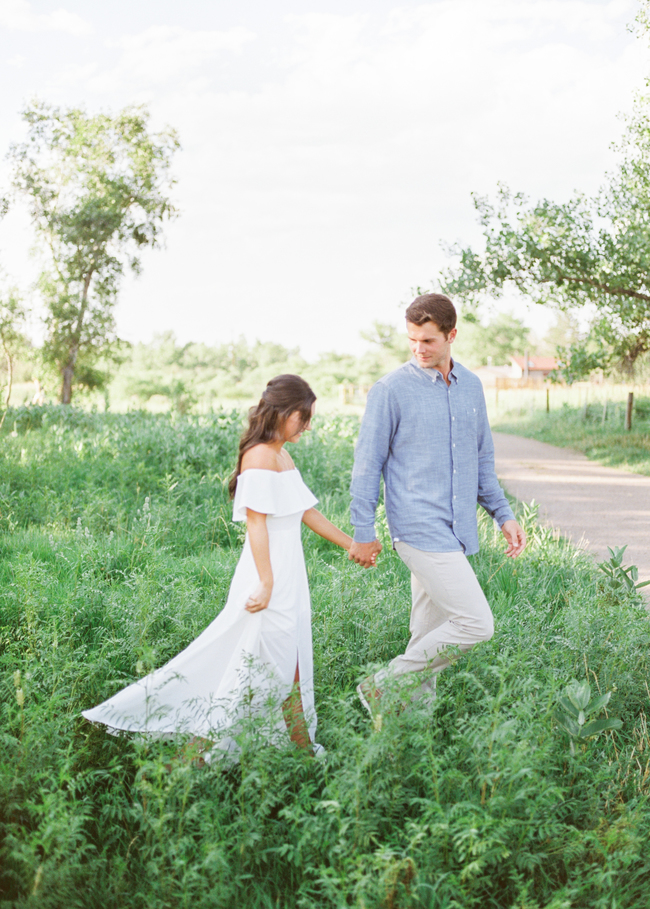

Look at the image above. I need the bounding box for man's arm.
[474,386,527,557]
[349,383,396,567]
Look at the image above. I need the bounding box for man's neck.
[414,357,454,385]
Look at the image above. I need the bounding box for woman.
[82,375,353,760]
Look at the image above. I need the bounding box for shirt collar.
[410,357,459,384]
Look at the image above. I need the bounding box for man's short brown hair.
[405,293,457,337]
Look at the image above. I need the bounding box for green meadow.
[491,390,650,477]
[1,407,650,908]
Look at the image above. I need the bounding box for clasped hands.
[348,520,526,570]
[348,539,382,569]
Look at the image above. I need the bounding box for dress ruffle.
[233,469,318,521]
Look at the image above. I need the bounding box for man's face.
[407,320,457,371]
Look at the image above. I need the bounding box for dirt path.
[493,432,650,597]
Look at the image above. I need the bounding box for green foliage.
[2,409,650,907]
[550,340,610,385]
[441,183,650,377]
[108,330,411,410]
[10,100,179,404]
[0,282,28,427]
[452,311,531,368]
[597,545,650,594]
[492,396,650,476]
[440,0,650,381]
[555,680,623,755]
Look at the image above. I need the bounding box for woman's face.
[282,402,316,443]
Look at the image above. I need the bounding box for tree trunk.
[0,347,13,431]
[60,357,76,405]
[59,270,93,405]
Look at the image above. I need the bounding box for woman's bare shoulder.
[241,444,280,472]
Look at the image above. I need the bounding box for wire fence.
[486,381,650,426]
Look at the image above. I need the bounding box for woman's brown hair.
[228,374,316,497]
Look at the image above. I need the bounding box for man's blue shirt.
[350,358,514,555]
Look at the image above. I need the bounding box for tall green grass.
[2,407,650,908]
[492,394,650,475]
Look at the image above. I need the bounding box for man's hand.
[348,539,382,568]
[501,520,526,558]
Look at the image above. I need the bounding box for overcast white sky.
[0,0,648,357]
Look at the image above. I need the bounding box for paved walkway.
[493,432,650,596]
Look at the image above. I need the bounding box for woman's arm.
[245,508,273,612]
[302,508,353,551]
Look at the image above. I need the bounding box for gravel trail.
[493,431,650,597]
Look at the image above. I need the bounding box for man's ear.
[448,328,458,343]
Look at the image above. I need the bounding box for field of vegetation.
[2,407,650,908]
[491,387,650,476]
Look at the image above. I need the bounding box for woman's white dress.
[82,469,318,756]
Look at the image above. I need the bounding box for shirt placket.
[446,375,461,546]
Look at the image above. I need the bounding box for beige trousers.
[375,542,494,701]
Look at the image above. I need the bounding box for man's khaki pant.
[375,542,494,702]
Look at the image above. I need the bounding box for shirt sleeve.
[475,386,515,527]
[350,382,397,542]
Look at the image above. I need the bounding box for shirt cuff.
[353,525,377,544]
[495,505,515,527]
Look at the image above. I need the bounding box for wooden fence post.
[546,387,550,413]
[625,392,634,431]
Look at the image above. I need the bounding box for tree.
[439,4,650,381]
[10,101,179,403]
[452,311,530,368]
[440,181,650,378]
[0,284,27,430]
[360,320,410,358]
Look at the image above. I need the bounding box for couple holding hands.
[83,294,525,761]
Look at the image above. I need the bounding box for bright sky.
[0,0,647,357]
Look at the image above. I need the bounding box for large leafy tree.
[10,101,179,403]
[440,180,650,377]
[440,5,650,379]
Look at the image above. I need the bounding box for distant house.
[509,355,557,381]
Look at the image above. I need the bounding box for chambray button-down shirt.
[350,358,514,555]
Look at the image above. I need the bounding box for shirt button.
[452,416,455,420]
[452,443,456,448]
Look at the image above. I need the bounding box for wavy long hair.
[228,374,316,498]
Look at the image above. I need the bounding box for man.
[348,293,526,713]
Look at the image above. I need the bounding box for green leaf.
[585,691,611,716]
[565,680,591,710]
[558,696,579,718]
[555,713,581,738]
[580,718,623,738]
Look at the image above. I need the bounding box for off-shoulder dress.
[82,468,319,756]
